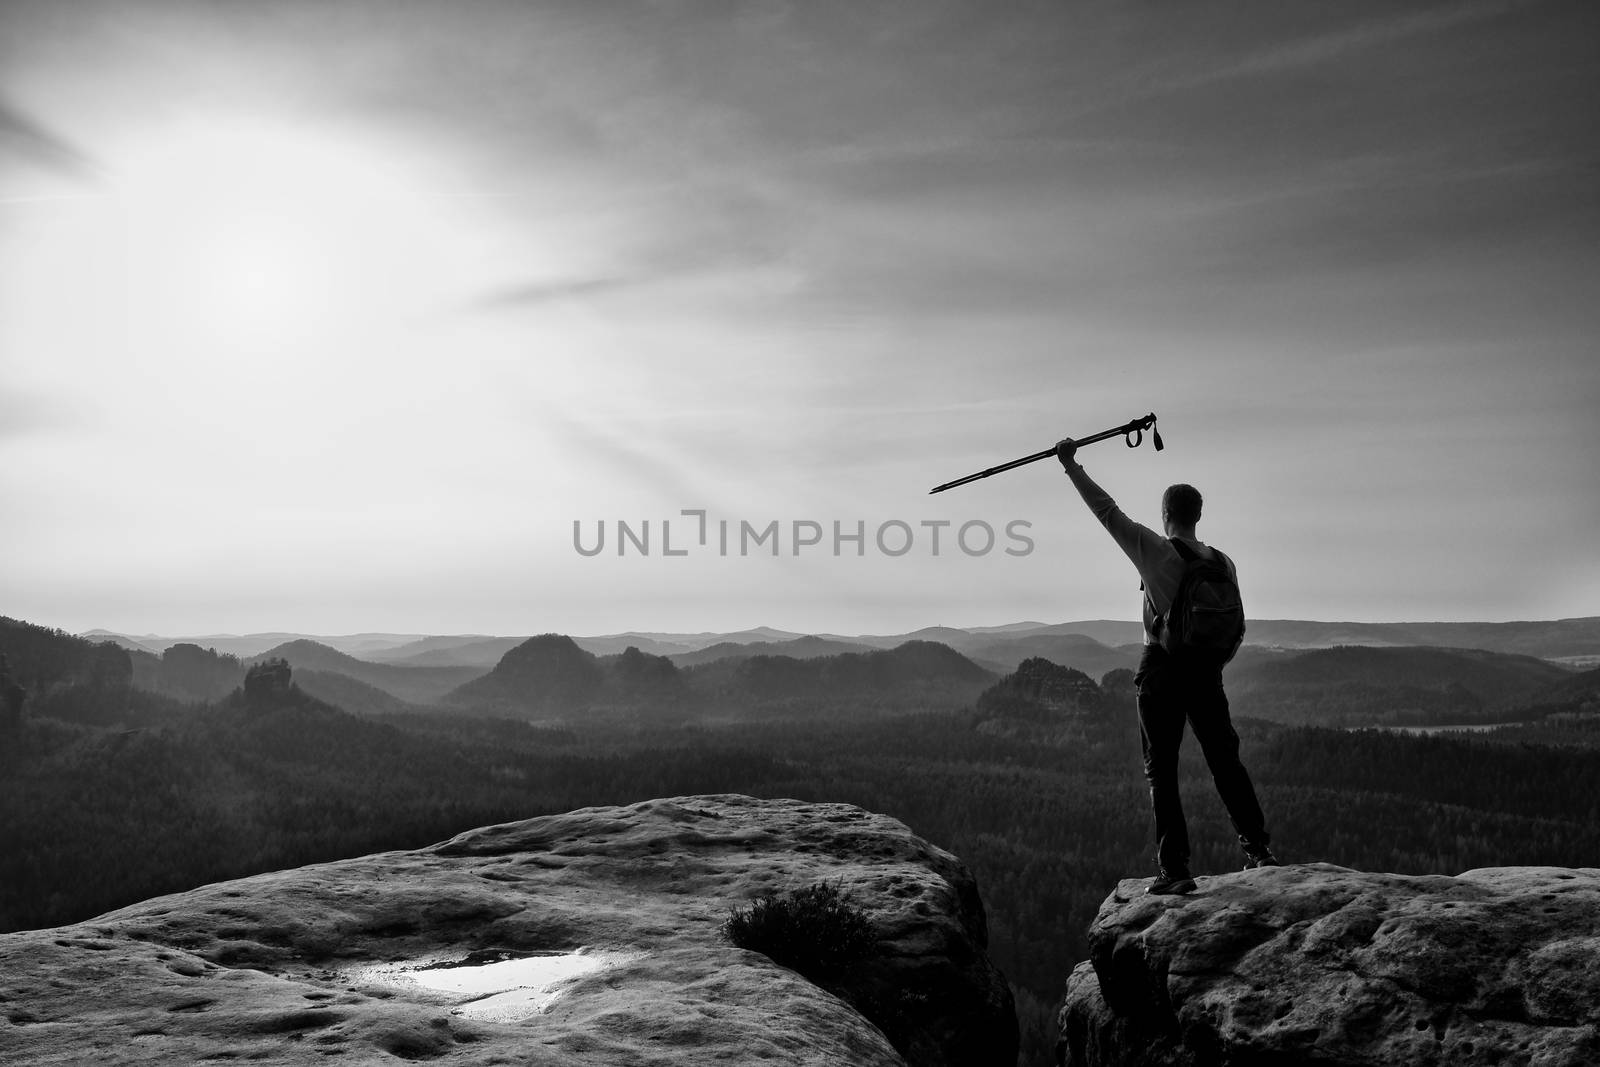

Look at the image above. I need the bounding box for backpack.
[1158,539,1245,666]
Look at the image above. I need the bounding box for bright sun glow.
[3,116,510,448]
[111,120,443,350]
[1,110,616,577]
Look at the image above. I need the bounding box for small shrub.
[724,881,878,978]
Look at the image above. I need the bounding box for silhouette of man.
[1056,438,1277,894]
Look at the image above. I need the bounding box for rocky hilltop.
[0,795,1016,1066]
[1058,863,1600,1067]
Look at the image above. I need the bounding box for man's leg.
[1136,670,1190,874]
[1186,677,1270,856]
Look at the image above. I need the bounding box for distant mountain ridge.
[81,631,431,658]
[84,617,1600,669]
[444,635,995,719]
[669,635,877,667]
[366,636,529,668]
[680,639,994,713]
[63,618,1600,729]
[1239,618,1600,659]
[245,640,484,704]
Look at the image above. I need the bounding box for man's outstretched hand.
[1055,438,1078,469]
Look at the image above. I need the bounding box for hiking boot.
[1242,843,1281,869]
[1147,866,1197,896]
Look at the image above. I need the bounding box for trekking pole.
[928,412,1163,494]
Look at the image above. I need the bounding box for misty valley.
[3,614,1599,1065]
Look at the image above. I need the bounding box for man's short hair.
[1162,484,1203,527]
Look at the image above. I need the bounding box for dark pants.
[1134,645,1268,871]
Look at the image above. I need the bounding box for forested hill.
[1225,645,1574,727]
[447,633,616,713]
[678,639,995,713]
[1521,664,1600,710]
[0,616,170,726]
[1,616,131,692]
[1231,645,1568,694]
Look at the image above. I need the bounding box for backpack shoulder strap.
[1170,537,1200,562]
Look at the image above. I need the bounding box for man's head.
[1162,483,1203,537]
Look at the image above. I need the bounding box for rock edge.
[1058,862,1600,1067]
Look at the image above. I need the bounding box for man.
[1056,438,1278,895]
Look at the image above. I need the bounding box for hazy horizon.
[4,1,1596,637]
[65,611,1600,649]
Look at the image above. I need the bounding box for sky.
[2,0,1597,637]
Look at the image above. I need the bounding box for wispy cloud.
[474,275,642,310]
[0,96,106,179]
[1133,0,1540,97]
[471,177,798,312]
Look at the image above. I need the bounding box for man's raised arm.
[1056,439,1174,607]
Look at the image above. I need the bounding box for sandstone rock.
[243,658,294,705]
[1058,862,1600,1067]
[0,794,1015,1066]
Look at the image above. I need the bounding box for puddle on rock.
[356,948,637,1022]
